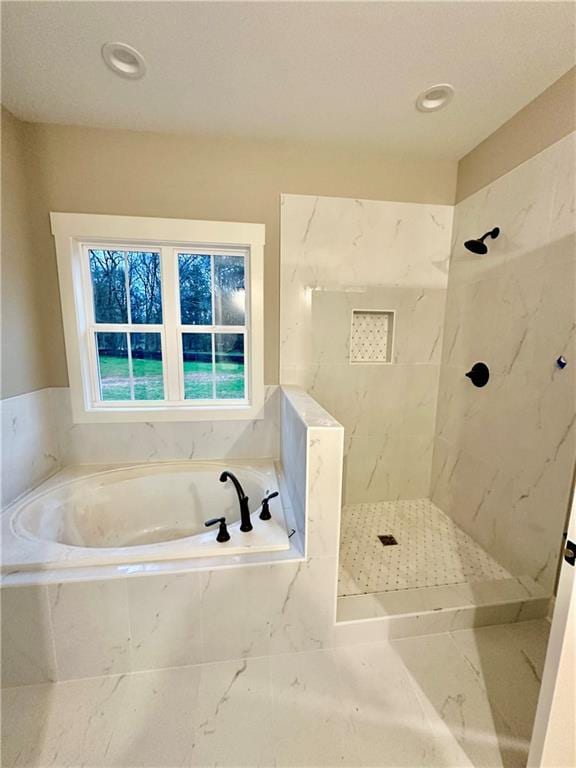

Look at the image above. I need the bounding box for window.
[51,214,264,423]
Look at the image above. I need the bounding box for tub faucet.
[219,471,252,532]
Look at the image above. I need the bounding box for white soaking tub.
[2,461,289,575]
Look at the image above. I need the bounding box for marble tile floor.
[1,619,549,768]
[339,499,511,597]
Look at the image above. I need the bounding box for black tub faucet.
[219,471,252,532]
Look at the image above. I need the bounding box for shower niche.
[349,309,395,364]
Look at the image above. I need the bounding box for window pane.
[215,334,245,399]
[89,250,128,324]
[214,255,245,325]
[179,254,212,325]
[182,333,213,399]
[96,332,131,400]
[131,333,164,400]
[128,252,163,324]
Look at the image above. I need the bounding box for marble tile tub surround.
[60,384,281,465]
[0,385,280,509]
[1,387,345,685]
[0,388,63,508]
[2,619,549,768]
[8,386,543,686]
[280,193,453,503]
[431,132,576,594]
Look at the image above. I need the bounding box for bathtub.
[2,461,289,576]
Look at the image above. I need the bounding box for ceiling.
[2,1,575,159]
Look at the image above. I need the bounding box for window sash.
[90,329,168,406]
[178,328,247,403]
[81,243,250,407]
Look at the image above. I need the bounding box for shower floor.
[338,498,511,597]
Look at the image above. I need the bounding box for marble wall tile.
[548,132,576,243]
[127,572,203,671]
[432,132,576,593]
[336,576,548,623]
[280,386,344,557]
[344,432,433,504]
[440,239,575,374]
[280,194,452,504]
[319,362,438,503]
[307,363,439,441]
[280,392,307,538]
[199,564,272,663]
[0,388,64,507]
[1,585,57,687]
[1,386,280,505]
[307,424,344,558]
[60,385,280,464]
[308,286,447,367]
[280,194,452,370]
[48,579,131,680]
[268,556,337,654]
[447,137,568,289]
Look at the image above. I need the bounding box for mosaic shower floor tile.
[338,498,511,596]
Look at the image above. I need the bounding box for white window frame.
[50,213,265,423]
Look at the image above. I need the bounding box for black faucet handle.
[204,517,230,543]
[259,491,279,521]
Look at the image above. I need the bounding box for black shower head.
[464,238,489,255]
[464,227,500,255]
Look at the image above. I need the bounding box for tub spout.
[219,471,252,532]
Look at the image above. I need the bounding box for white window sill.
[73,402,265,423]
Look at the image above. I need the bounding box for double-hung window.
[51,214,265,423]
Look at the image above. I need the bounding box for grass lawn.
[98,355,244,401]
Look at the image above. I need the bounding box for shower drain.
[378,534,398,546]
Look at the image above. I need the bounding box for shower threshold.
[337,499,549,626]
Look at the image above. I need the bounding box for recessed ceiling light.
[415,84,454,113]
[101,42,146,80]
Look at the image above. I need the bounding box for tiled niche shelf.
[349,309,394,364]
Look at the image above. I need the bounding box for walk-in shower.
[280,132,574,626]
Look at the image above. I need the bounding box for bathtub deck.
[1,461,291,582]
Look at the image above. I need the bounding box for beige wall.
[457,67,576,202]
[1,113,457,396]
[1,108,67,397]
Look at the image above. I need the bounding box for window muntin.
[85,244,248,407]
